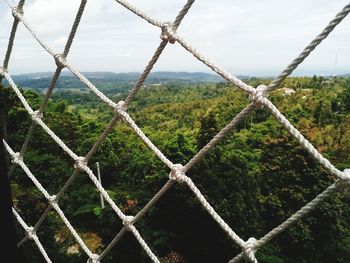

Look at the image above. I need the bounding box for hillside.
[1,76,350,262]
[5,71,225,92]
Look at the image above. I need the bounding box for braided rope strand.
[1,1,349,262]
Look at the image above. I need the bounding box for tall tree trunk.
[0,136,26,261]
[0,110,7,140]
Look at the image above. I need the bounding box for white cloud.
[0,0,349,76]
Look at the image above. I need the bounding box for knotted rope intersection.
[1,0,350,262]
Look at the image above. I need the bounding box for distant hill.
[4,71,236,91]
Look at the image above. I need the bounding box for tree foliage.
[1,76,350,262]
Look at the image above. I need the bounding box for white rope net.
[1,0,350,262]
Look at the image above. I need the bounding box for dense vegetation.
[1,75,350,262]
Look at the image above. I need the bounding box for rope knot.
[87,254,100,263]
[249,85,268,108]
[54,54,67,69]
[30,110,43,122]
[169,164,186,183]
[338,169,350,194]
[48,195,58,205]
[123,215,135,231]
[161,22,176,44]
[11,152,22,164]
[74,156,87,170]
[114,100,127,114]
[12,7,23,19]
[26,226,36,239]
[0,67,8,77]
[243,237,258,263]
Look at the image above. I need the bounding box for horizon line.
[9,70,350,78]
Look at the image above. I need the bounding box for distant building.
[277,87,296,96]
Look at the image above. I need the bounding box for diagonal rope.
[5,141,95,259]
[266,3,350,92]
[5,1,117,109]
[184,103,257,172]
[114,0,254,95]
[124,0,196,107]
[263,98,346,180]
[1,1,197,261]
[5,0,56,56]
[229,181,341,263]
[170,31,255,94]
[8,0,88,177]
[173,0,195,29]
[1,1,350,262]
[182,173,246,248]
[2,72,159,261]
[114,0,163,28]
[12,208,52,263]
[0,0,25,84]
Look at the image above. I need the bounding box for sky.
[0,0,349,76]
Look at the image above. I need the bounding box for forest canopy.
[1,75,350,262]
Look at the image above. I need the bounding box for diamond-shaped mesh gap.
[146,184,244,262]
[0,0,350,262]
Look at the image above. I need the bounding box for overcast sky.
[0,0,349,76]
